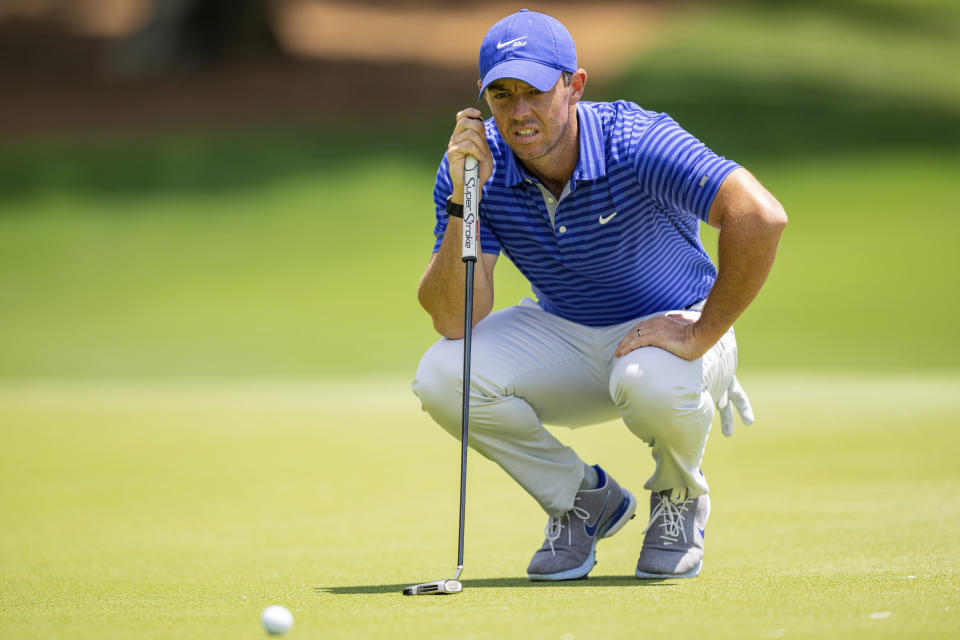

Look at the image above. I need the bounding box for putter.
[403,155,480,596]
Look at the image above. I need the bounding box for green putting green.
[0,375,957,639]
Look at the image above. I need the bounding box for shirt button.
[558,226,567,233]
[546,196,556,204]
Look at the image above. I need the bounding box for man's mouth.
[514,128,539,140]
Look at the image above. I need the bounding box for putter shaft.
[403,156,478,597]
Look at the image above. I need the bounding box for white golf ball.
[261,605,294,635]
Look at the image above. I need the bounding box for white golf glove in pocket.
[716,375,755,437]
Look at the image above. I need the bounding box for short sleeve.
[633,114,740,223]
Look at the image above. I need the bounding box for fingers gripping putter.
[403,155,480,596]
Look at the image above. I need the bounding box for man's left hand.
[614,312,709,361]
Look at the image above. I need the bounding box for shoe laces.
[544,497,590,555]
[643,492,691,545]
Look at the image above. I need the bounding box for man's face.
[482,76,576,163]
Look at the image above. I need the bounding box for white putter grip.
[462,156,479,263]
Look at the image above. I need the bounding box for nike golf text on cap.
[478,9,577,100]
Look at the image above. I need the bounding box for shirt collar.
[573,101,606,182]
[500,101,607,188]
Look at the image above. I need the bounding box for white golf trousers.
[412,298,738,516]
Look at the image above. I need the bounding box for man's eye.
[494,93,509,99]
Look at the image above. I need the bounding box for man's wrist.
[691,315,728,355]
[446,196,464,218]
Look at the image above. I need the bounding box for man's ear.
[570,69,588,103]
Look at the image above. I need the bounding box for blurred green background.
[1,0,957,380]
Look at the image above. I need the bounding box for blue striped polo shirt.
[431,100,740,326]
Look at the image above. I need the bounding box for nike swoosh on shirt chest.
[598,211,618,224]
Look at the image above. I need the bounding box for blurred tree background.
[0,0,957,378]
[113,0,281,73]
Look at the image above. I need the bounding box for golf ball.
[261,605,294,635]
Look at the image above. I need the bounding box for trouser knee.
[412,339,463,436]
[610,347,712,447]
[413,338,550,445]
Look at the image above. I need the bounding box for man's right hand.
[447,108,494,202]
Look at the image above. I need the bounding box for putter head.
[402,579,463,596]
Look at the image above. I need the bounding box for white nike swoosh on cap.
[496,36,527,49]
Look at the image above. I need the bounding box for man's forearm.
[417,217,495,339]
[695,202,787,351]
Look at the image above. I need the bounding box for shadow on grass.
[316,575,674,595]
[597,72,960,165]
[4,66,956,204]
[742,0,960,39]
[0,121,453,204]
[6,62,957,204]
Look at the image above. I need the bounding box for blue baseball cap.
[478,9,577,100]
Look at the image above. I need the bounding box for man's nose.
[511,96,532,119]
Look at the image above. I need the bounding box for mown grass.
[1,143,956,376]
[0,375,957,639]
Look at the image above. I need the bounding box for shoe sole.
[635,559,702,580]
[528,488,638,582]
[528,548,597,581]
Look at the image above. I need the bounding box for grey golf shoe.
[635,488,710,579]
[527,465,637,581]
